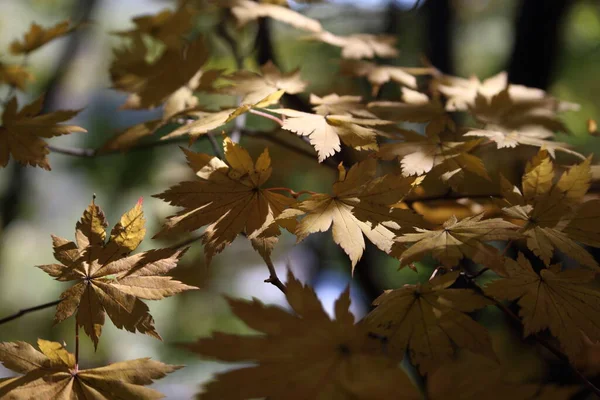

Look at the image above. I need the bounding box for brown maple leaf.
[185,270,420,400]
[0,63,34,90]
[38,198,196,348]
[10,20,77,54]
[154,138,296,263]
[309,93,377,118]
[364,271,495,373]
[0,339,180,399]
[0,95,86,170]
[310,31,398,59]
[485,253,600,360]
[392,213,521,274]
[225,0,323,32]
[340,60,433,95]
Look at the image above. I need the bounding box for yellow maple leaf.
[288,159,425,269]
[37,198,196,348]
[0,95,86,170]
[274,108,392,161]
[218,62,306,106]
[392,213,521,273]
[185,270,420,400]
[10,20,76,54]
[485,253,600,360]
[341,60,433,95]
[427,353,578,400]
[0,339,180,399]
[364,271,495,373]
[310,31,398,59]
[500,150,600,269]
[154,138,296,263]
[226,0,323,32]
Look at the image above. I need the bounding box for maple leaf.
[364,271,494,373]
[274,108,392,161]
[99,119,163,153]
[288,159,425,269]
[0,339,180,399]
[218,62,306,107]
[113,5,197,50]
[427,353,578,400]
[485,253,600,360]
[37,198,196,348]
[10,20,76,54]
[0,63,33,90]
[392,213,521,273]
[110,35,208,110]
[377,121,488,189]
[368,87,451,125]
[0,95,86,170]
[464,89,582,158]
[225,0,323,32]
[185,270,420,400]
[309,93,376,118]
[500,150,600,269]
[341,60,432,95]
[154,138,296,263]
[310,31,398,59]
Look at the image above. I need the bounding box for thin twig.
[207,133,224,159]
[0,299,61,325]
[74,316,80,373]
[264,256,287,294]
[249,109,284,126]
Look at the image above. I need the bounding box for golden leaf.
[0,339,181,399]
[274,108,392,161]
[485,253,600,360]
[218,62,306,106]
[0,63,34,90]
[0,95,86,170]
[310,31,398,59]
[37,199,196,348]
[99,119,163,153]
[185,270,420,400]
[10,20,75,54]
[227,0,323,32]
[154,138,295,263]
[364,271,494,373]
[392,213,521,273]
[341,60,433,95]
[309,93,376,118]
[290,159,425,269]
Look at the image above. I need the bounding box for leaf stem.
[248,109,284,126]
[264,256,286,294]
[0,299,61,325]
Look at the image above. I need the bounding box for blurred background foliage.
[0,0,599,398]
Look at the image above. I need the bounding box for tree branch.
[264,256,287,294]
[0,300,61,325]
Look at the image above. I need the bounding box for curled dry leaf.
[0,95,86,170]
[485,253,600,361]
[364,271,495,374]
[37,198,196,348]
[185,270,420,400]
[154,138,296,263]
[0,339,181,399]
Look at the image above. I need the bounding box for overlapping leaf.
[310,93,376,118]
[392,213,521,273]
[0,339,180,399]
[185,271,420,400]
[274,108,392,161]
[38,199,195,347]
[285,158,425,269]
[154,138,296,262]
[364,271,494,373]
[0,95,86,170]
[500,150,600,269]
[485,253,600,360]
[341,60,432,95]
